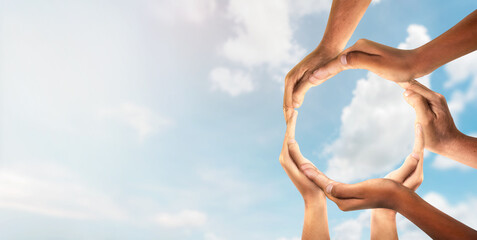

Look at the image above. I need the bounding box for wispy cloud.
[210,67,254,96]
[444,52,477,118]
[99,102,171,140]
[153,209,207,228]
[209,0,331,96]
[0,163,126,220]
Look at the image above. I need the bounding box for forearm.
[318,0,371,53]
[396,188,477,240]
[413,10,477,76]
[438,133,477,169]
[370,209,398,240]
[302,200,330,240]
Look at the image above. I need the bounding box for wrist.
[393,185,417,214]
[410,47,431,78]
[304,193,326,210]
[315,42,343,58]
[436,130,465,157]
[372,208,397,219]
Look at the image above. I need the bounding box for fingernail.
[326,183,334,194]
[404,90,413,97]
[293,102,300,108]
[411,153,420,160]
[340,54,347,65]
[312,68,327,80]
[288,138,296,144]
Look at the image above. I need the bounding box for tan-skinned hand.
[287,120,424,212]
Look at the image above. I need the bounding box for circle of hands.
[280,40,461,214]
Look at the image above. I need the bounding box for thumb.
[300,164,330,190]
[327,182,363,199]
[343,51,383,72]
[309,54,348,85]
[310,51,382,84]
[403,90,433,124]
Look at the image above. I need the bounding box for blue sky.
[1,0,477,239]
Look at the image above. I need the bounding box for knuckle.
[279,155,286,166]
[435,93,447,104]
[346,52,357,65]
[356,38,369,45]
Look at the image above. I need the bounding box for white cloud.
[325,25,431,182]
[210,0,331,96]
[151,0,217,25]
[0,163,126,220]
[210,67,254,96]
[204,232,224,240]
[99,102,171,139]
[444,52,477,117]
[223,0,303,67]
[276,237,300,240]
[398,24,431,50]
[154,209,207,228]
[333,210,370,240]
[432,154,470,171]
[289,0,332,17]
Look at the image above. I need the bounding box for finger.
[404,123,425,189]
[387,154,419,182]
[399,79,438,101]
[292,77,314,108]
[284,76,297,113]
[413,123,425,156]
[328,182,364,199]
[344,51,383,72]
[286,110,298,140]
[288,139,313,168]
[403,90,434,122]
[308,38,383,84]
[280,110,309,182]
[309,55,348,85]
[300,164,331,190]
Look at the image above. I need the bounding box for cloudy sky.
[1,0,477,239]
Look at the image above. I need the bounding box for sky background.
[1,0,477,239]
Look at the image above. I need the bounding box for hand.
[385,123,424,190]
[294,121,425,212]
[279,110,325,203]
[370,123,425,240]
[283,47,340,120]
[309,39,426,84]
[400,80,461,155]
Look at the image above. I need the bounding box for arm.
[371,123,424,240]
[291,122,477,239]
[402,80,477,169]
[414,9,477,77]
[310,10,477,84]
[397,187,477,240]
[298,164,477,239]
[280,111,329,240]
[284,0,371,119]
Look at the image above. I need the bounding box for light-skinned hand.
[284,47,340,121]
[289,121,424,212]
